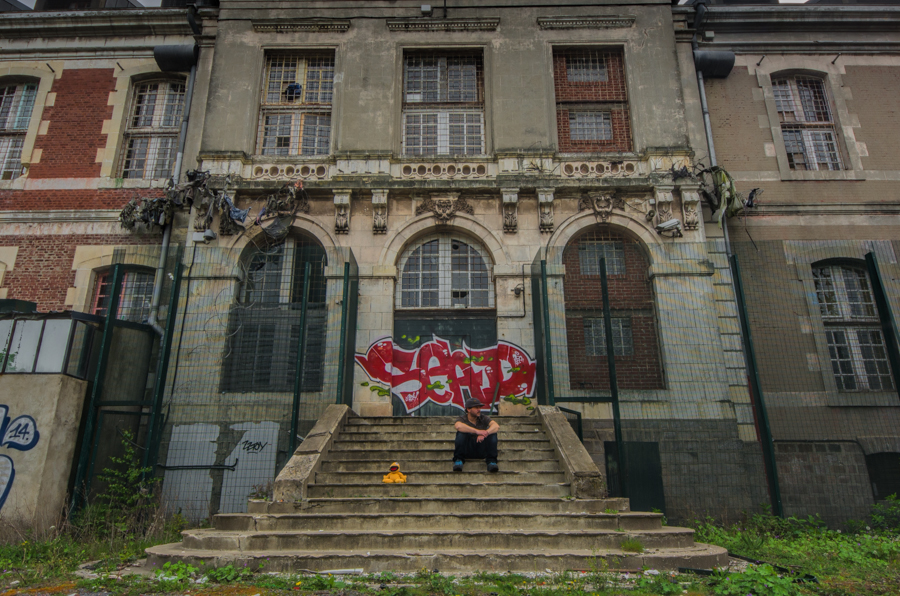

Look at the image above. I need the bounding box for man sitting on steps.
[453,397,500,473]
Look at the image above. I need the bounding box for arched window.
[121,79,185,179]
[563,227,663,390]
[773,75,842,171]
[91,267,154,323]
[221,234,327,393]
[813,263,893,391]
[396,234,493,309]
[0,80,38,180]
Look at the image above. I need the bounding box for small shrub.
[636,571,684,595]
[869,493,900,532]
[247,482,273,501]
[620,537,644,553]
[204,563,254,583]
[708,564,796,596]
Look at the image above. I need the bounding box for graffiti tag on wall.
[355,335,537,413]
[0,406,40,510]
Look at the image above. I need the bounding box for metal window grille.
[569,111,612,141]
[0,83,37,180]
[221,236,328,393]
[402,52,484,156]
[566,53,608,83]
[398,234,493,309]
[584,316,633,357]
[91,269,154,323]
[774,76,843,171]
[578,241,625,275]
[814,264,891,392]
[121,80,185,179]
[258,54,334,156]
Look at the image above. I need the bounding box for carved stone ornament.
[654,185,676,227]
[502,188,519,234]
[538,188,555,233]
[416,193,474,224]
[372,189,388,234]
[680,184,701,231]
[334,190,351,234]
[579,191,624,222]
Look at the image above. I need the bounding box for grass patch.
[620,537,645,553]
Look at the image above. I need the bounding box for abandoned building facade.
[0,0,896,527]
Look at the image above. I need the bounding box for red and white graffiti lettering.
[354,335,537,413]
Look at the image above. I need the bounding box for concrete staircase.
[147,408,728,572]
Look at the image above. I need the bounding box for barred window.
[258,54,334,157]
[0,82,38,180]
[814,264,892,392]
[121,80,185,179]
[91,269,154,323]
[402,52,484,156]
[578,241,625,275]
[398,234,493,309]
[553,49,631,153]
[584,317,633,357]
[774,76,842,171]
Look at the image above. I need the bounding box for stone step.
[345,416,537,425]
[331,439,551,451]
[323,449,557,461]
[319,459,561,473]
[342,422,544,432]
[146,543,730,573]
[213,512,662,533]
[181,528,696,552]
[307,482,570,499]
[249,497,631,515]
[336,430,548,441]
[314,470,566,484]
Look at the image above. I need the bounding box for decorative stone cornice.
[0,9,194,39]
[386,18,499,32]
[416,193,474,224]
[537,15,635,30]
[252,19,350,33]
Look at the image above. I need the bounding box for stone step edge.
[217,511,660,520]
[249,497,631,514]
[145,543,729,572]
[183,528,694,538]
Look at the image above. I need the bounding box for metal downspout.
[147,62,197,337]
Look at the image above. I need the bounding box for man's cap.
[464,398,483,410]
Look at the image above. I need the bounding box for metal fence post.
[336,262,351,405]
[289,262,312,455]
[540,260,555,406]
[865,252,900,403]
[730,254,783,517]
[600,257,626,499]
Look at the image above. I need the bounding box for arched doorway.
[392,233,496,415]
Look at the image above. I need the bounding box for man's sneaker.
[487,462,499,473]
[453,460,464,472]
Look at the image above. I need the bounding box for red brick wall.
[0,233,152,312]
[0,188,160,211]
[563,228,664,390]
[553,50,633,153]
[29,68,117,179]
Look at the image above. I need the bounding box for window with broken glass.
[813,263,893,391]
[91,268,154,323]
[402,53,485,156]
[0,81,37,181]
[120,80,185,179]
[220,235,328,393]
[397,234,493,309]
[258,54,334,157]
[774,76,843,171]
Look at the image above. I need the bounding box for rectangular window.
[584,317,633,357]
[578,241,625,275]
[402,52,485,156]
[553,49,631,153]
[774,76,843,171]
[121,81,185,179]
[0,83,37,180]
[258,53,334,157]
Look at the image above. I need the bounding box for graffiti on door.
[0,405,40,510]
[355,335,537,413]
